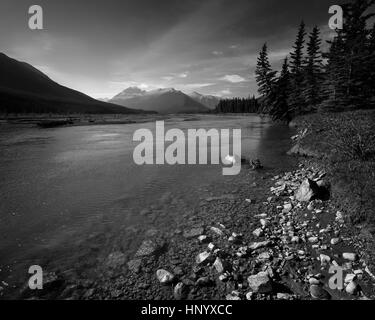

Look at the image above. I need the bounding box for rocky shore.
[14,111,375,300]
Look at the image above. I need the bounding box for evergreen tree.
[303,26,324,112]
[369,23,375,104]
[269,58,293,121]
[289,21,307,115]
[333,0,374,108]
[320,32,348,111]
[255,43,277,111]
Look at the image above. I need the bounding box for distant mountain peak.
[109,86,209,114]
[188,91,220,110]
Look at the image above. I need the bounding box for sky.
[0,0,341,99]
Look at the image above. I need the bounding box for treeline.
[214,96,259,113]
[255,0,375,122]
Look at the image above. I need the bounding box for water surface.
[0,114,294,288]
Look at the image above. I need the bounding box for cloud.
[216,89,232,97]
[212,51,223,56]
[219,74,247,83]
[182,83,215,89]
[177,72,189,78]
[162,76,174,81]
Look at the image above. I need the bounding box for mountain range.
[0,52,220,115]
[109,87,219,114]
[0,53,141,114]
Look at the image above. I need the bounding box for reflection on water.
[0,115,294,287]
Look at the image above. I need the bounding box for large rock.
[309,285,331,300]
[195,251,213,265]
[213,257,231,274]
[106,251,126,269]
[135,240,161,257]
[295,179,319,202]
[342,252,358,262]
[247,271,273,293]
[156,269,174,285]
[249,240,271,251]
[183,227,204,239]
[127,259,142,273]
[174,282,188,300]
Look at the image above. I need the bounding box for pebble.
[319,254,331,266]
[213,257,225,274]
[196,251,212,265]
[308,237,318,243]
[330,238,340,245]
[249,241,271,251]
[253,228,264,237]
[210,227,224,236]
[207,243,215,251]
[307,202,314,211]
[198,235,209,243]
[309,277,321,285]
[260,219,269,228]
[226,292,241,300]
[345,274,356,283]
[342,252,358,261]
[246,292,254,300]
[345,281,359,295]
[196,276,212,287]
[257,252,272,261]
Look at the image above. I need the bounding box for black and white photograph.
[0,0,375,308]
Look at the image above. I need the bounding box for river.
[0,114,295,295]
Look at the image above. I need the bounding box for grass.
[294,109,375,225]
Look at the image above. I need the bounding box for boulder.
[195,276,212,287]
[253,228,264,237]
[183,227,204,239]
[342,252,358,262]
[249,240,271,251]
[247,271,273,294]
[127,259,142,273]
[346,281,359,295]
[156,269,174,285]
[213,257,230,274]
[295,179,319,202]
[106,251,126,269]
[250,159,263,170]
[135,240,161,257]
[210,226,224,236]
[310,285,331,300]
[196,251,213,265]
[198,235,210,243]
[174,282,188,300]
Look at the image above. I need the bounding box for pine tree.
[255,43,277,111]
[369,23,375,105]
[269,58,293,121]
[337,0,374,108]
[320,33,348,112]
[289,21,307,115]
[303,26,324,112]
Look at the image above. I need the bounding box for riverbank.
[5,110,375,300]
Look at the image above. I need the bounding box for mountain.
[110,87,209,114]
[0,53,142,114]
[189,92,220,110]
